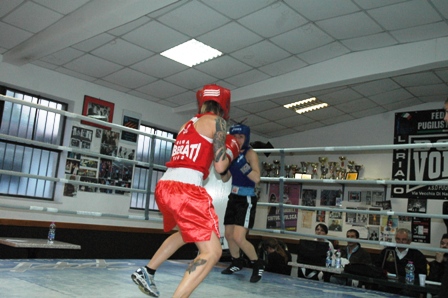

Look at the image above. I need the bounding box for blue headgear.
[229,124,250,149]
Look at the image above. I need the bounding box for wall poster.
[392,108,448,199]
[266,183,299,231]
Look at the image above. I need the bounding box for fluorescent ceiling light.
[283,97,328,114]
[161,39,222,67]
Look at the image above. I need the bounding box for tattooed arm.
[213,116,230,174]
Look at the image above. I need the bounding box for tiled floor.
[0,259,406,297]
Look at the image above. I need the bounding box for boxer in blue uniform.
[220,123,264,283]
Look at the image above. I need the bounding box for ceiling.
[1,0,448,138]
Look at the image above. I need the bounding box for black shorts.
[223,193,258,229]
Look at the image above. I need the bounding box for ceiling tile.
[257,106,297,121]
[275,114,315,127]
[341,32,397,51]
[231,40,290,67]
[224,69,270,87]
[335,98,377,112]
[318,12,383,39]
[407,84,448,97]
[390,22,448,43]
[251,121,288,134]
[131,55,188,78]
[157,1,229,37]
[238,100,279,113]
[64,54,123,78]
[198,22,263,53]
[258,56,307,77]
[0,21,33,49]
[368,0,442,30]
[271,23,334,54]
[122,21,189,53]
[432,0,448,18]
[298,42,349,64]
[302,106,344,121]
[351,79,401,96]
[382,98,424,111]
[350,106,388,118]
[285,0,360,21]
[40,47,84,65]
[318,88,363,105]
[71,33,115,52]
[369,89,414,105]
[393,72,443,87]
[107,16,151,37]
[164,91,196,106]
[34,0,89,14]
[54,66,96,82]
[0,0,24,18]
[321,113,356,125]
[136,80,186,99]
[353,0,408,10]
[238,2,307,38]
[195,55,252,79]
[164,68,217,90]
[94,79,131,93]
[91,38,154,66]
[103,68,157,89]
[203,0,276,19]
[242,114,271,127]
[3,1,62,33]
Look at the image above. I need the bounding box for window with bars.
[130,124,174,210]
[0,88,67,200]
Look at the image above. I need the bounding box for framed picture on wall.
[348,191,361,202]
[82,95,115,129]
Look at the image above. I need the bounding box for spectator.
[298,223,334,282]
[375,228,427,296]
[428,233,448,282]
[259,238,292,276]
[330,229,371,286]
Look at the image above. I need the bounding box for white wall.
[252,101,446,252]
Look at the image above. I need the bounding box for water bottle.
[325,247,332,267]
[335,249,342,268]
[48,222,56,243]
[405,261,415,284]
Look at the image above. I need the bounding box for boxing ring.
[0,93,447,297]
[0,258,404,298]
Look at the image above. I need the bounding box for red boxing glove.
[225,135,240,163]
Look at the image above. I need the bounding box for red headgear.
[196,84,231,120]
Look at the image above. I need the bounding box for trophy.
[328,162,338,179]
[347,160,356,172]
[273,160,280,177]
[284,164,291,178]
[339,156,346,169]
[318,157,328,179]
[310,162,319,179]
[262,162,272,177]
[300,161,309,174]
[290,164,298,178]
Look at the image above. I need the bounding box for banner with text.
[392,108,448,199]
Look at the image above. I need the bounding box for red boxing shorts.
[155,180,220,243]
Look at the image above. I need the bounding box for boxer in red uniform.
[132,84,238,298]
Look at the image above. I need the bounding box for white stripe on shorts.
[243,195,252,229]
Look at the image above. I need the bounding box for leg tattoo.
[186,259,207,274]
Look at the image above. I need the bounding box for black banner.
[392,108,448,199]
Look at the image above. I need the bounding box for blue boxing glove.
[233,153,252,176]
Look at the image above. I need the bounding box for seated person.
[298,223,334,282]
[259,238,292,275]
[428,233,448,282]
[330,229,371,286]
[375,228,427,295]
